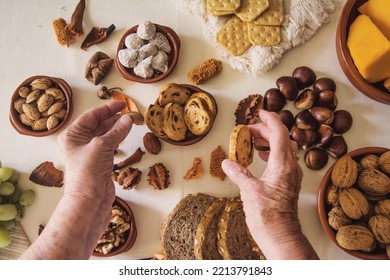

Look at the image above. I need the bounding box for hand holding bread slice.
[229,124,254,167]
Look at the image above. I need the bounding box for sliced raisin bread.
[190,92,217,119]
[144,104,167,139]
[158,83,191,106]
[162,102,187,141]
[160,193,216,260]
[194,198,227,260]
[229,124,254,167]
[217,196,265,260]
[184,96,213,136]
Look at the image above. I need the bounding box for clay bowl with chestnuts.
[336,0,390,104]
[115,23,180,83]
[92,196,137,257]
[318,147,390,260]
[9,75,73,137]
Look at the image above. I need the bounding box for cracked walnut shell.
[147,162,170,190]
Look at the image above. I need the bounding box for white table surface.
[1,0,389,260]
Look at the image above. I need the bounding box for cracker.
[236,0,270,22]
[216,16,252,56]
[207,0,241,16]
[248,23,281,46]
[253,0,284,26]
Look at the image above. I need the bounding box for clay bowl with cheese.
[92,196,137,257]
[318,147,390,260]
[336,0,390,104]
[115,23,180,83]
[9,75,73,137]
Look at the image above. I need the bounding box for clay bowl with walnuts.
[336,0,390,104]
[318,147,390,260]
[92,196,137,257]
[115,23,180,83]
[9,75,73,137]
[151,84,218,146]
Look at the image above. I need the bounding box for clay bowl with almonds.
[92,196,137,257]
[151,84,218,146]
[336,0,390,104]
[9,75,73,137]
[318,147,390,260]
[115,23,180,83]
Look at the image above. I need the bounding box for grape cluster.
[0,162,35,248]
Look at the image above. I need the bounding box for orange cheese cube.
[347,15,390,83]
[358,0,390,40]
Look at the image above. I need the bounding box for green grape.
[8,189,22,204]
[0,228,12,248]
[0,220,16,230]
[0,182,15,196]
[0,204,18,221]
[0,167,13,183]
[19,190,36,207]
[7,169,19,184]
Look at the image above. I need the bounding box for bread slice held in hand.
[229,124,254,167]
[160,193,216,260]
[162,102,187,141]
[144,104,167,139]
[184,96,213,136]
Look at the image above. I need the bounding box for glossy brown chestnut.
[278,110,295,131]
[332,110,353,134]
[292,66,317,89]
[295,110,319,130]
[316,90,338,111]
[325,135,348,158]
[313,77,337,93]
[316,124,334,147]
[294,89,317,110]
[305,147,329,170]
[290,127,318,150]
[309,107,334,125]
[276,76,299,101]
[264,88,286,112]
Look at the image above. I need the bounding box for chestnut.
[309,107,334,125]
[325,135,348,158]
[276,76,299,101]
[304,148,329,170]
[292,66,317,89]
[290,127,318,150]
[316,124,334,147]
[264,88,286,112]
[313,77,336,93]
[277,110,294,131]
[295,110,319,130]
[332,110,353,134]
[316,90,338,111]
[294,89,317,110]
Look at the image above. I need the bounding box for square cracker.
[253,0,284,26]
[216,16,252,56]
[207,0,241,16]
[248,22,281,46]
[235,0,270,22]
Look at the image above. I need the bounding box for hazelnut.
[276,76,299,101]
[294,110,318,130]
[304,147,328,170]
[277,110,294,131]
[97,86,111,99]
[325,135,348,158]
[292,66,316,89]
[309,107,334,125]
[264,88,286,112]
[316,90,338,111]
[290,127,318,150]
[316,124,334,147]
[332,110,353,134]
[313,77,336,93]
[294,89,316,110]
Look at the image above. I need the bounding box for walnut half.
[147,163,170,190]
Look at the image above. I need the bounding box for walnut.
[328,206,352,230]
[234,94,264,125]
[147,162,170,190]
[331,155,359,188]
[368,215,390,244]
[358,168,390,196]
[360,154,379,170]
[117,167,142,189]
[326,184,340,207]
[339,188,369,220]
[374,199,390,218]
[379,151,390,175]
[336,225,376,252]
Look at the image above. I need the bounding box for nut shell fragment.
[29,161,63,187]
[147,162,170,190]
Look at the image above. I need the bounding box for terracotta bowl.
[9,75,73,137]
[151,84,218,146]
[318,147,390,260]
[336,0,390,104]
[115,23,180,83]
[92,196,137,257]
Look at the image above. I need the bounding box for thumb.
[221,159,255,188]
[99,114,133,149]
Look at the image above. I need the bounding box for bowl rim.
[9,75,73,137]
[317,146,390,260]
[151,84,218,146]
[115,23,181,83]
[92,195,137,257]
[335,0,390,105]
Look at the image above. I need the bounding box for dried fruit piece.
[147,163,170,190]
[125,111,144,125]
[183,157,203,179]
[29,161,63,187]
[112,91,139,113]
[113,148,145,171]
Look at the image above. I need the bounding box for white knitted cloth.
[175,0,336,76]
